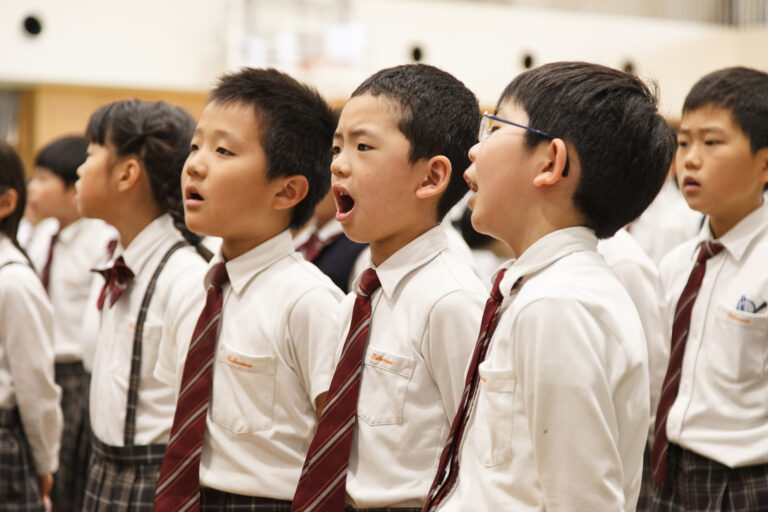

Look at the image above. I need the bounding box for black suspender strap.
[123,241,187,446]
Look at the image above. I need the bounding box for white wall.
[1,0,767,115]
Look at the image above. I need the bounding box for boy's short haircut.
[499,61,675,239]
[35,135,89,187]
[351,64,481,220]
[210,68,337,229]
[683,66,768,154]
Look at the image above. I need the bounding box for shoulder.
[271,253,345,301]
[408,250,487,302]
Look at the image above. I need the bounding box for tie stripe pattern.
[291,268,381,512]
[155,262,229,512]
[651,240,724,486]
[96,256,134,309]
[423,269,515,512]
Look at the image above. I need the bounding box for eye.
[676,140,688,148]
[216,147,233,156]
[357,143,372,152]
[190,143,199,152]
[331,145,341,155]
[704,140,721,146]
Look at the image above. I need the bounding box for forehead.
[197,101,263,141]
[495,100,530,125]
[680,104,740,133]
[337,93,403,134]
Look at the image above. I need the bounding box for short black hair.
[683,66,768,153]
[210,68,337,230]
[499,61,674,239]
[351,64,480,220]
[34,135,88,186]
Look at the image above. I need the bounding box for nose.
[468,141,480,163]
[330,151,349,178]
[681,142,701,170]
[184,150,205,178]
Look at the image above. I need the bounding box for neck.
[221,226,286,261]
[708,197,763,239]
[56,211,81,231]
[369,219,439,267]
[113,206,164,248]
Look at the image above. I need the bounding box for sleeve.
[154,265,207,389]
[422,289,485,419]
[286,285,344,408]
[0,266,62,475]
[609,260,668,438]
[513,297,626,511]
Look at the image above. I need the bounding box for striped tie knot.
[209,262,229,290]
[358,268,380,297]
[696,240,725,265]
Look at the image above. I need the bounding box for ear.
[415,155,451,200]
[273,175,309,211]
[532,138,569,188]
[757,146,768,184]
[0,188,19,220]
[115,156,144,193]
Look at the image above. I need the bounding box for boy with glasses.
[423,61,674,512]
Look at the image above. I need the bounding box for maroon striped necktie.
[40,231,58,293]
[96,256,134,309]
[651,240,724,486]
[154,262,228,512]
[423,269,514,512]
[291,268,381,512]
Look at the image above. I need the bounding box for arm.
[0,266,62,476]
[514,298,627,511]
[423,289,485,418]
[287,286,344,413]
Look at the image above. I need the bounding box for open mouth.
[333,185,355,217]
[185,187,203,201]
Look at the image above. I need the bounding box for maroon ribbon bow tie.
[96,256,134,310]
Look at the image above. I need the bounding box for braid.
[91,100,212,262]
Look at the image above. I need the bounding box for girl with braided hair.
[76,99,209,512]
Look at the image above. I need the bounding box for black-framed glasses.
[479,111,569,177]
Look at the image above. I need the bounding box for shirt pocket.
[357,348,415,426]
[210,343,278,433]
[708,304,767,382]
[471,362,517,468]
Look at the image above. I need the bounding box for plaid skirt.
[650,443,768,511]
[81,437,165,512]
[0,409,44,512]
[52,362,90,512]
[199,487,292,511]
[345,507,422,512]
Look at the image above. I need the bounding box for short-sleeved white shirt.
[155,230,343,499]
[0,234,62,474]
[29,218,117,363]
[658,201,768,467]
[438,227,649,512]
[598,227,667,437]
[340,226,486,508]
[89,214,208,446]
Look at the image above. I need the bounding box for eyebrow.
[333,127,377,140]
[677,126,727,136]
[193,127,243,146]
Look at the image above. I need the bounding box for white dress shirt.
[89,214,207,446]
[439,227,649,512]
[340,226,486,508]
[0,234,63,474]
[30,218,117,363]
[598,227,667,437]
[155,230,343,499]
[658,201,768,468]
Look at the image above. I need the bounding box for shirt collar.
[694,200,768,262]
[352,225,448,298]
[56,218,90,246]
[110,214,180,275]
[207,230,295,295]
[499,226,598,297]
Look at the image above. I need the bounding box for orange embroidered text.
[227,355,253,368]
[371,353,393,365]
